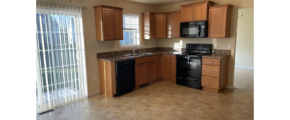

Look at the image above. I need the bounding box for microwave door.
[189,23,198,37]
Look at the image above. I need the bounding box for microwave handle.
[197,24,201,37]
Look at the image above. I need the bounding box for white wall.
[235,8,254,68]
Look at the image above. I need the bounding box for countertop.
[97,51,230,62]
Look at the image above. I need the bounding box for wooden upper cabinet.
[142,12,155,39]
[113,9,123,40]
[93,5,123,41]
[102,8,114,40]
[208,4,232,38]
[180,5,194,22]
[180,1,214,22]
[155,13,167,38]
[167,11,181,38]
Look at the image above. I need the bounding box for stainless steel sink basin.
[123,54,142,57]
[142,53,153,55]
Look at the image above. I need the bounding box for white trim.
[226,85,234,89]
[88,90,100,97]
[235,65,254,69]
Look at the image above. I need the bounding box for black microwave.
[180,21,208,38]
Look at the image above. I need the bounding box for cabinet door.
[135,64,147,88]
[147,62,156,84]
[142,13,155,39]
[170,55,176,81]
[181,5,194,22]
[167,11,181,38]
[156,55,162,80]
[208,6,231,38]
[162,55,170,79]
[155,14,167,38]
[102,8,114,40]
[113,9,123,40]
[193,3,208,21]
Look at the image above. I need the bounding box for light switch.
[228,44,231,49]
[250,57,253,61]
[214,44,217,48]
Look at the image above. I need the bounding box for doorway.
[234,8,254,91]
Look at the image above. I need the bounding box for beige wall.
[156,0,254,87]
[235,8,254,68]
[37,0,159,94]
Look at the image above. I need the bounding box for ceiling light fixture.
[56,0,85,3]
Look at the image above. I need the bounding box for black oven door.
[176,55,202,89]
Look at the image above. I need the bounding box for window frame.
[120,14,140,48]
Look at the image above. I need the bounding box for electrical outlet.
[214,44,217,48]
[141,44,143,47]
[106,47,108,51]
[250,57,253,61]
[149,44,151,47]
[170,43,172,47]
[87,40,92,46]
[228,44,231,49]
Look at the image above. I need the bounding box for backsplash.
[181,48,231,55]
[213,49,231,55]
[97,47,177,58]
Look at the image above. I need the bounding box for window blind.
[36,2,87,113]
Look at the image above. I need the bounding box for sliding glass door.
[36,3,87,113]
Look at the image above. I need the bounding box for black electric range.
[176,44,212,89]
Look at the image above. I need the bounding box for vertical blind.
[36,2,87,113]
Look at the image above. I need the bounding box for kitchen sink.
[123,54,142,57]
[142,53,153,55]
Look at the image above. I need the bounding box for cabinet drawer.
[202,58,220,66]
[202,65,220,77]
[201,76,219,89]
[136,56,157,65]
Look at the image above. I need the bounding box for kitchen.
[35,1,254,119]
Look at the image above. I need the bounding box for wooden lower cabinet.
[162,55,176,83]
[98,60,116,98]
[201,57,229,93]
[162,55,170,79]
[147,62,156,84]
[135,64,147,89]
[156,55,162,80]
[135,56,157,89]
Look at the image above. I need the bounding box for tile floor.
[37,68,253,120]
[234,67,254,91]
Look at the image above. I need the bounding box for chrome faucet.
[133,47,139,54]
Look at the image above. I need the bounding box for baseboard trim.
[226,85,234,89]
[235,65,254,69]
[88,90,100,97]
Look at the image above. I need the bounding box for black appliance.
[115,59,135,96]
[176,44,212,89]
[180,21,208,38]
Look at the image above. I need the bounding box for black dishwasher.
[115,59,135,96]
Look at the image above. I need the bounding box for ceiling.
[125,0,197,6]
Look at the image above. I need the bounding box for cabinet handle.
[208,61,213,63]
[207,82,212,84]
[191,18,193,19]
[208,34,209,36]
[208,71,213,72]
